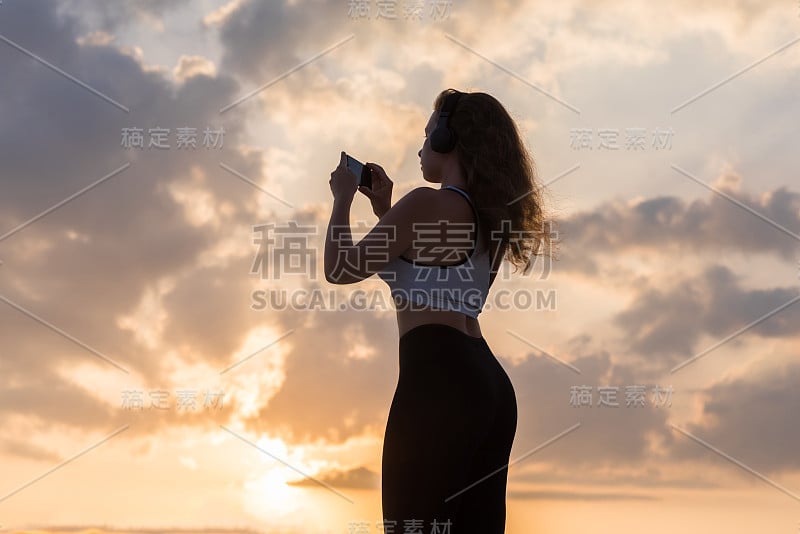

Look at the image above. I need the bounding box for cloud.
[511,464,721,489]
[241,279,400,444]
[556,179,800,276]
[504,343,678,476]
[0,366,115,429]
[613,264,800,361]
[504,330,798,486]
[55,0,193,33]
[672,359,800,475]
[0,437,62,463]
[173,55,217,83]
[288,465,380,490]
[508,489,658,501]
[0,0,269,437]
[216,0,353,86]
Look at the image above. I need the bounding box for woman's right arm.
[325,186,438,284]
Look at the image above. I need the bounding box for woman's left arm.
[324,193,356,283]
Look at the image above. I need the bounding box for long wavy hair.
[433,88,559,274]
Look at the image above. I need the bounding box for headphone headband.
[439,90,463,119]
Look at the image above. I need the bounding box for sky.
[0,0,799,533]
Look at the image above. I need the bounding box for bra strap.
[442,185,482,255]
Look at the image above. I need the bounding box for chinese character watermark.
[120,126,225,149]
[121,389,225,410]
[569,127,674,151]
[251,221,318,281]
[251,219,557,283]
[347,517,452,533]
[569,385,673,407]
[347,0,454,22]
[250,217,558,313]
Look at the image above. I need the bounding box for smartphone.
[345,153,373,189]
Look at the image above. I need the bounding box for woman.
[325,89,554,533]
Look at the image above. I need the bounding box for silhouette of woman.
[325,88,555,533]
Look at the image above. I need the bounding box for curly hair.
[433,88,559,274]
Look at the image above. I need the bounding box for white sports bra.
[376,185,492,318]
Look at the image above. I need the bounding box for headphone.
[430,90,464,153]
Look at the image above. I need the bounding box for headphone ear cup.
[430,127,456,153]
[430,90,463,153]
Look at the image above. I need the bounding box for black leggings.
[381,323,518,533]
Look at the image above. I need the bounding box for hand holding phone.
[362,162,394,218]
[345,153,373,189]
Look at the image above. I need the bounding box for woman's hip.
[397,322,512,392]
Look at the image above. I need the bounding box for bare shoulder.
[404,186,470,209]
[392,186,440,217]
[376,186,439,229]
[386,186,473,227]
[403,185,439,200]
